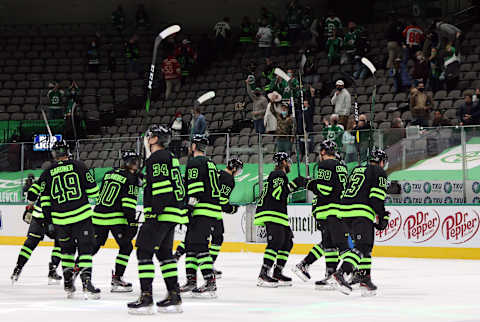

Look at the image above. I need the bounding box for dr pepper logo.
[403,211,440,243]
[441,211,480,244]
[375,210,402,242]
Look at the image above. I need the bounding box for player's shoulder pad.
[72,159,88,170]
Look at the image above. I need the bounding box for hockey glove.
[228,205,239,214]
[46,223,56,239]
[22,205,34,224]
[292,176,309,189]
[375,211,390,230]
[128,221,140,239]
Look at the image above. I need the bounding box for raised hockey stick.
[274,67,301,177]
[145,24,181,113]
[70,102,80,160]
[361,57,377,158]
[298,54,310,177]
[196,91,215,106]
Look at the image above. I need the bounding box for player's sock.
[115,253,130,277]
[138,259,155,293]
[303,244,325,265]
[50,246,62,267]
[17,245,34,268]
[160,259,178,291]
[275,250,290,268]
[185,252,198,277]
[325,248,339,271]
[197,251,214,278]
[209,243,222,263]
[263,248,277,268]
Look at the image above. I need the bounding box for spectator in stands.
[412,51,429,84]
[342,21,363,64]
[275,104,294,155]
[239,16,255,47]
[443,40,460,91]
[301,85,316,132]
[262,57,276,91]
[324,11,342,39]
[264,91,283,134]
[302,49,319,86]
[47,82,65,120]
[256,18,273,57]
[136,4,149,29]
[331,80,351,128]
[430,20,462,49]
[65,80,80,118]
[342,116,357,163]
[285,0,303,45]
[403,21,424,58]
[326,29,342,65]
[353,113,371,160]
[269,75,287,98]
[300,5,314,46]
[125,35,140,74]
[389,46,412,93]
[410,82,433,127]
[246,80,268,134]
[423,33,442,92]
[170,112,189,156]
[112,5,126,32]
[309,15,323,49]
[283,69,301,101]
[213,17,231,58]
[162,51,181,99]
[385,13,404,69]
[259,7,276,27]
[87,40,100,73]
[275,21,291,55]
[175,39,196,80]
[459,93,480,126]
[384,117,406,148]
[191,107,207,137]
[322,114,344,149]
[432,110,452,127]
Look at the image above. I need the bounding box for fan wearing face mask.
[409,81,434,127]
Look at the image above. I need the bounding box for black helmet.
[227,157,244,175]
[369,146,388,163]
[320,139,337,155]
[273,152,292,166]
[51,140,70,159]
[146,124,171,147]
[122,150,140,167]
[191,134,209,152]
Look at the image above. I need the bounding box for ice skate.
[128,292,155,315]
[11,265,22,284]
[292,261,311,282]
[257,266,278,288]
[192,276,217,298]
[179,275,196,296]
[48,263,62,285]
[82,278,101,300]
[349,270,362,289]
[111,271,133,292]
[332,270,353,295]
[359,274,377,297]
[315,274,335,290]
[157,288,183,313]
[213,268,222,279]
[64,278,76,299]
[273,266,292,287]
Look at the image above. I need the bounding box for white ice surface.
[1,245,479,322]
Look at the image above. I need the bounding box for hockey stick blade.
[361,57,376,75]
[41,109,53,138]
[197,91,215,105]
[299,54,307,75]
[159,25,181,40]
[274,68,291,82]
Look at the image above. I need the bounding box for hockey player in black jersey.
[11,181,62,285]
[255,152,308,288]
[92,150,141,293]
[37,140,100,299]
[127,125,188,314]
[293,140,347,290]
[331,147,390,296]
[179,135,222,298]
[210,157,243,278]
[174,157,243,278]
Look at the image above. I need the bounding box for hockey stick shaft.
[71,102,80,160]
[298,72,309,177]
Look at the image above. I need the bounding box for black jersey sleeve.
[37,169,52,221]
[27,180,42,203]
[369,167,388,218]
[77,161,99,199]
[121,174,139,222]
[219,171,236,213]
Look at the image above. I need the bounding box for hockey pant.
[184,216,216,280]
[263,222,294,271]
[135,221,179,293]
[329,216,373,274]
[303,219,339,273]
[93,224,134,277]
[16,217,61,269]
[175,219,224,263]
[55,218,95,284]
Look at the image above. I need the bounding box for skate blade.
[291,266,310,282]
[214,274,222,280]
[83,291,101,300]
[48,278,61,285]
[66,291,75,299]
[111,286,133,293]
[333,277,352,295]
[180,291,194,298]
[276,281,293,287]
[128,306,156,315]
[360,287,377,297]
[257,279,278,288]
[192,291,217,299]
[158,305,183,313]
[315,284,335,291]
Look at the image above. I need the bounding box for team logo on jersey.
[375,210,402,242]
[403,210,440,243]
[441,210,480,244]
[402,182,411,194]
[472,182,480,194]
[443,182,453,194]
[423,196,432,204]
[444,196,453,204]
[423,182,432,194]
